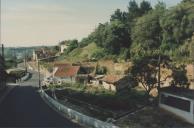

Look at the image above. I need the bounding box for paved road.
[0,70,81,128]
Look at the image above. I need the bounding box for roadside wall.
[40,90,119,128]
[159,92,194,124]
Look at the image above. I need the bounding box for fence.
[40,90,119,128]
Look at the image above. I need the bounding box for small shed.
[101,75,131,92]
[159,87,194,124]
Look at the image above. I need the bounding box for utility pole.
[157,55,161,95]
[37,56,58,90]
[24,48,27,73]
[38,59,41,89]
[191,34,194,84]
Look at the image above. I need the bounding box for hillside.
[60,43,104,62]
[75,0,194,62]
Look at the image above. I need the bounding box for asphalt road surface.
[0,70,81,128]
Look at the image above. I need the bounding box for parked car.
[42,77,63,86]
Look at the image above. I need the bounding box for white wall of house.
[159,92,194,124]
[89,80,100,87]
[55,76,76,83]
[53,67,58,77]
[60,45,68,53]
[32,50,37,61]
[102,82,116,91]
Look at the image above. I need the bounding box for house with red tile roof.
[53,64,80,83]
[101,75,131,92]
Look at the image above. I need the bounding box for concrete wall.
[56,77,76,83]
[40,90,119,128]
[159,92,194,124]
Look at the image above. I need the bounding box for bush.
[90,49,106,60]
[96,65,107,75]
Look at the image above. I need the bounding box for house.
[101,75,131,92]
[59,41,69,53]
[87,75,104,87]
[53,63,80,83]
[32,48,55,61]
[159,87,194,124]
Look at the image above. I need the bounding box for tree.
[131,55,172,96]
[66,39,78,53]
[160,4,194,56]
[94,21,130,55]
[128,0,140,20]
[171,65,189,88]
[181,0,194,3]
[131,9,163,59]
[110,9,127,23]
[140,0,152,15]
[131,56,158,96]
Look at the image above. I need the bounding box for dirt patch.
[115,107,194,128]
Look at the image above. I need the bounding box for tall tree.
[131,9,163,59]
[131,55,172,97]
[140,0,152,15]
[110,9,127,23]
[128,0,140,21]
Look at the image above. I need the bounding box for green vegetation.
[60,43,104,62]
[60,0,194,63]
[47,83,146,112]
[131,54,190,97]
[8,69,26,79]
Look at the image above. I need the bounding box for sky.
[1,0,182,47]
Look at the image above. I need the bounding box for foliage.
[131,55,171,96]
[61,1,194,62]
[90,49,106,60]
[171,64,189,88]
[65,39,78,54]
[96,64,107,75]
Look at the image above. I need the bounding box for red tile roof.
[54,66,80,77]
[102,75,126,84]
[54,63,71,67]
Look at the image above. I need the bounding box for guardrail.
[21,72,31,81]
[40,90,119,128]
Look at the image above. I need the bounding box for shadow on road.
[0,85,80,127]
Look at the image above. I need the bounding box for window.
[161,94,191,112]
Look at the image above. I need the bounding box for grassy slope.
[57,42,103,63]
